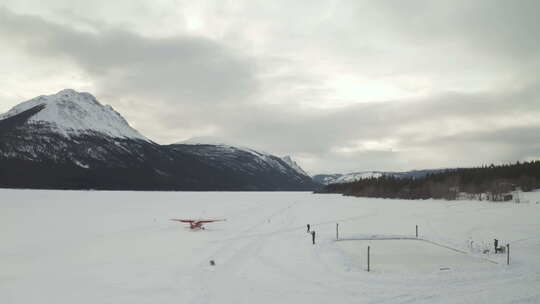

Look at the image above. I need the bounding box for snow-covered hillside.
[281,155,309,177]
[178,136,311,178]
[0,89,147,140]
[314,169,449,185]
[169,144,314,185]
[314,171,383,184]
[1,190,539,304]
[179,136,274,159]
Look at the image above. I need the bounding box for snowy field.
[1,190,540,303]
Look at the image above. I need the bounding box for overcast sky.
[1,0,539,174]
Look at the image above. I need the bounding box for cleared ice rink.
[337,239,496,274]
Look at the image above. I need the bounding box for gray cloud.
[0,7,258,105]
[214,83,540,172]
[0,2,539,174]
[374,0,540,59]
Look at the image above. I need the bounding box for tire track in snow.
[187,201,300,303]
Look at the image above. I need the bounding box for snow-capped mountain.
[179,136,311,178]
[171,137,312,187]
[0,89,318,191]
[0,89,147,140]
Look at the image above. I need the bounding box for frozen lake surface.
[1,190,539,303]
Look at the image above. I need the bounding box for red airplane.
[170,218,226,230]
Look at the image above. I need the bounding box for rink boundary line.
[336,236,499,265]
[420,239,499,264]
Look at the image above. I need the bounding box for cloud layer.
[0,1,539,173]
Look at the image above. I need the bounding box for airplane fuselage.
[190,222,205,229]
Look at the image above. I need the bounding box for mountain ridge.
[313,169,450,185]
[0,89,147,140]
[0,89,317,191]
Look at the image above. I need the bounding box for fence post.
[367,246,370,272]
[336,223,339,240]
[507,244,510,265]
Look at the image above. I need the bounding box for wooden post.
[367,246,370,272]
[336,223,339,240]
[507,244,510,265]
[416,225,418,238]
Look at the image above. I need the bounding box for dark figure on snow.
[311,231,316,245]
[494,239,499,253]
[307,224,310,233]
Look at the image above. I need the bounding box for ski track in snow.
[1,190,540,304]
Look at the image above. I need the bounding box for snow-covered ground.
[1,190,539,303]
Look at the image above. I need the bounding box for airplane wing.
[170,219,195,223]
[196,219,226,223]
[170,219,226,223]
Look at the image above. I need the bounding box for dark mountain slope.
[0,89,318,191]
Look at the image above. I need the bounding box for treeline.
[319,161,540,201]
